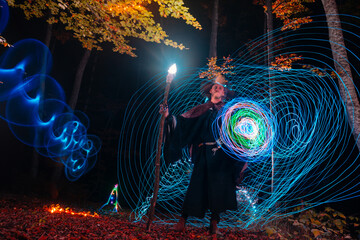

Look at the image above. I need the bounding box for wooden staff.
[146,64,176,231]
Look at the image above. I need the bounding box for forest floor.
[0,194,359,239]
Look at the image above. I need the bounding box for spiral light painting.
[118,14,360,228]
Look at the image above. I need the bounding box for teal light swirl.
[214,99,275,162]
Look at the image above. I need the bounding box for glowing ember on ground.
[47,204,99,218]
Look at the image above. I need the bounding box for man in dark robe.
[162,75,247,234]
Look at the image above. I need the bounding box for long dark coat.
[164,101,239,219]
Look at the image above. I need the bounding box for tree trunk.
[321,0,360,150]
[30,23,53,180]
[266,0,275,193]
[209,0,219,58]
[50,48,91,198]
[266,0,274,65]
[83,52,98,113]
[69,48,92,110]
[44,23,53,47]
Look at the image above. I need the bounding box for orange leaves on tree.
[302,65,327,77]
[274,0,315,30]
[156,0,202,30]
[199,56,235,79]
[281,16,312,30]
[254,0,315,31]
[251,1,315,68]
[270,53,302,71]
[0,36,12,48]
[302,65,340,81]
[8,0,202,57]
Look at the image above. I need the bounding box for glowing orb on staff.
[213,98,275,162]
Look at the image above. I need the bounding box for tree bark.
[69,48,92,110]
[83,52,98,113]
[266,0,274,66]
[266,0,275,193]
[50,48,91,197]
[209,0,219,58]
[44,23,53,48]
[31,23,53,180]
[321,0,360,150]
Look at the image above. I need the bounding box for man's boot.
[173,217,186,232]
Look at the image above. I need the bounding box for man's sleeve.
[163,114,201,165]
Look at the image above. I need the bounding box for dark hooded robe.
[164,100,241,219]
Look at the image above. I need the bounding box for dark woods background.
[0,0,359,217]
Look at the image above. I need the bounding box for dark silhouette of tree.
[321,0,360,151]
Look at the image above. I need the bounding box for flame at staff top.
[168,64,177,75]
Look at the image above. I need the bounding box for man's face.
[210,84,225,102]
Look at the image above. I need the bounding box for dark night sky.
[1,0,360,215]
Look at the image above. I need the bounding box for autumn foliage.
[0,195,275,239]
[247,0,315,69]
[254,0,314,30]
[199,56,235,80]
[270,53,302,71]
[7,0,202,57]
[0,35,10,47]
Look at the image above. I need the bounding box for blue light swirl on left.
[0,0,9,34]
[0,1,100,181]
